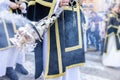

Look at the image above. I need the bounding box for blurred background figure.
[102,3,120,67]
[0,0,28,80]
[90,11,103,51]
[86,14,96,49]
[86,11,103,51]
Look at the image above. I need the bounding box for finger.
[62,2,69,6]
[59,0,69,7]
[62,0,70,3]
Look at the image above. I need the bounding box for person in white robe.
[102,3,120,67]
[0,0,28,80]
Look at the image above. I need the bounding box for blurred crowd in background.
[82,0,120,54]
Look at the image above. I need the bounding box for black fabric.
[27,0,52,78]
[48,23,59,75]
[35,3,50,21]
[104,37,108,53]
[0,20,8,48]
[43,0,53,2]
[104,12,120,52]
[27,5,35,21]
[6,22,15,38]
[27,0,85,78]
[6,67,18,80]
[0,15,30,50]
[0,19,16,49]
[63,10,85,69]
[64,11,79,48]
[27,2,50,21]
[47,10,85,75]
[34,40,43,79]
[15,63,28,75]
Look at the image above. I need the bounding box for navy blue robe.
[104,12,120,53]
[27,0,85,79]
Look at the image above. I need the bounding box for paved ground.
[80,51,120,80]
[0,50,120,80]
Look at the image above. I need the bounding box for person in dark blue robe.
[102,3,120,67]
[27,0,85,79]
